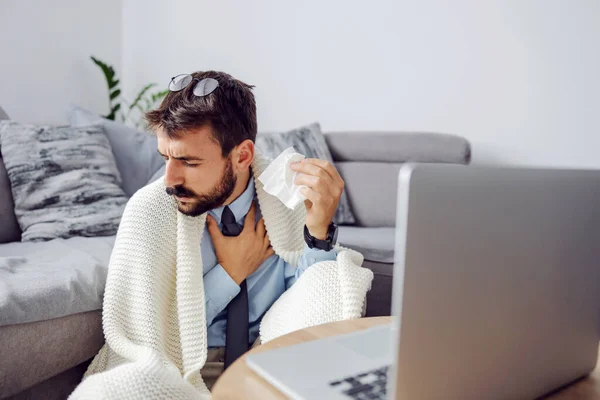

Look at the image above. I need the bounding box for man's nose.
[163,160,184,188]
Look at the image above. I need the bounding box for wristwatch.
[304,223,338,251]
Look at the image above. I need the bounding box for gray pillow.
[0,121,128,242]
[255,122,356,225]
[67,104,164,197]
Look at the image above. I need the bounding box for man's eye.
[184,162,199,167]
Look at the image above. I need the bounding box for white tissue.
[258,146,307,209]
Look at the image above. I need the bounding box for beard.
[165,158,237,217]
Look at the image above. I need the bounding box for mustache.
[165,185,197,198]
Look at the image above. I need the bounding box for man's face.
[157,125,237,217]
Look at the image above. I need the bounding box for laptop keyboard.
[328,365,390,400]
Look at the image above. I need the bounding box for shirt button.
[311,257,316,263]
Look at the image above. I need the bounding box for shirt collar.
[208,176,255,225]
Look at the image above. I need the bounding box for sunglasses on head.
[168,74,219,96]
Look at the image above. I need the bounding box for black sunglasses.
[168,74,219,96]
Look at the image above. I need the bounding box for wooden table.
[212,317,600,399]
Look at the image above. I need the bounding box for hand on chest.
[201,202,272,280]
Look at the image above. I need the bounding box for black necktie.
[221,206,249,368]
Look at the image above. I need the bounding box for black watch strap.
[304,223,338,251]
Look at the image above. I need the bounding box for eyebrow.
[157,150,204,162]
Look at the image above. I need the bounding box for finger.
[299,186,339,219]
[243,201,257,232]
[206,214,222,241]
[290,160,334,181]
[297,159,345,198]
[291,158,344,187]
[300,187,323,204]
[303,158,345,186]
[256,217,266,238]
[294,160,345,199]
[294,173,331,195]
[263,232,271,249]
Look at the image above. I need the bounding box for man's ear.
[232,139,255,172]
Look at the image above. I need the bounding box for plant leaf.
[105,103,121,120]
[110,89,121,101]
[91,56,118,89]
[128,83,157,112]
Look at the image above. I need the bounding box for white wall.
[0,0,122,124]
[122,0,600,168]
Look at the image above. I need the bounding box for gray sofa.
[0,106,471,399]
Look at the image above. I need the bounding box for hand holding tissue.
[258,147,307,209]
[258,146,345,240]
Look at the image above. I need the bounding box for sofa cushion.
[67,104,164,197]
[0,235,115,327]
[0,310,103,398]
[338,226,395,263]
[325,131,471,164]
[336,162,403,228]
[0,121,128,242]
[256,122,357,225]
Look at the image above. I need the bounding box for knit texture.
[68,151,373,399]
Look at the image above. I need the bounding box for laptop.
[246,163,600,400]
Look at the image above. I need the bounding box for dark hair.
[145,70,257,157]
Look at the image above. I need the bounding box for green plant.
[91,56,168,128]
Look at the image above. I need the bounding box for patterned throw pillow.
[67,104,164,197]
[0,121,128,242]
[255,122,356,225]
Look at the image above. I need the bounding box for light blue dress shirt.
[202,176,337,348]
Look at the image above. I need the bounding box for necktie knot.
[221,206,242,237]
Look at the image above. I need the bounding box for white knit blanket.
[68,151,373,399]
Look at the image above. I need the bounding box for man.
[69,71,372,400]
[144,70,345,389]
